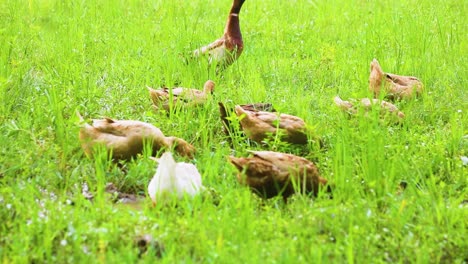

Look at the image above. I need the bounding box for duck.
[334,96,405,120]
[369,59,423,100]
[228,151,329,201]
[234,105,308,144]
[148,80,215,111]
[78,112,195,160]
[192,0,246,71]
[147,152,204,205]
[218,102,276,136]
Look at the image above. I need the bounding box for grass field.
[1,0,467,262]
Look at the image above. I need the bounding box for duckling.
[369,59,423,100]
[218,102,276,136]
[148,80,215,111]
[78,113,195,160]
[192,0,246,71]
[148,152,204,205]
[334,96,405,120]
[234,105,308,144]
[228,151,329,201]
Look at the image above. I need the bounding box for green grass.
[1,0,467,262]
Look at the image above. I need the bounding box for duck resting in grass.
[148,80,215,111]
[228,151,330,201]
[148,152,204,205]
[334,96,405,120]
[192,0,246,72]
[369,59,423,100]
[78,112,195,160]
[234,105,308,144]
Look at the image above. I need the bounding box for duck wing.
[176,89,206,102]
[229,156,290,198]
[148,87,173,105]
[249,151,314,173]
[245,110,305,131]
[277,114,306,129]
[385,73,420,86]
[193,38,226,59]
[250,151,325,196]
[235,106,308,143]
[235,108,277,141]
[246,110,279,125]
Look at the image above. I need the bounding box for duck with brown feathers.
[193,0,246,71]
[369,59,423,100]
[334,96,405,121]
[78,112,195,160]
[229,151,330,201]
[233,105,309,145]
[148,80,215,111]
[218,101,276,136]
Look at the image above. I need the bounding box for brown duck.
[234,105,308,144]
[229,151,329,201]
[218,102,276,136]
[334,96,405,120]
[78,113,195,160]
[369,59,423,100]
[192,0,245,71]
[148,80,215,111]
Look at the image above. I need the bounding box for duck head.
[203,80,216,94]
[229,0,246,14]
[369,58,385,95]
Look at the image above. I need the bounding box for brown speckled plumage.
[229,151,329,201]
[234,105,308,144]
[334,96,405,120]
[78,113,195,160]
[369,59,423,100]
[218,102,276,136]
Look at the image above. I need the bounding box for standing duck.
[228,151,329,201]
[148,152,204,205]
[78,113,195,160]
[148,80,215,111]
[334,96,405,120]
[192,0,246,71]
[369,59,423,100]
[234,105,308,144]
